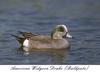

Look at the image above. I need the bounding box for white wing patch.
[23,39,29,48]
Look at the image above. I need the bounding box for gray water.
[0,0,100,64]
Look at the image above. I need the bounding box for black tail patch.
[10,34,25,47]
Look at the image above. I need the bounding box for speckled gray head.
[51,24,72,39]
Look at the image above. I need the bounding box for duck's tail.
[11,31,38,47]
[11,34,25,47]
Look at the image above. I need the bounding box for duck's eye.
[58,27,65,32]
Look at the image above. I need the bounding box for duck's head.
[51,24,72,39]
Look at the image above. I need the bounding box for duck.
[12,24,72,51]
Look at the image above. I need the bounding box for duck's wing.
[18,31,38,39]
[29,35,52,43]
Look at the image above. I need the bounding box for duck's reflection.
[17,47,70,64]
[51,49,69,64]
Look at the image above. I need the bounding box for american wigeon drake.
[12,25,72,51]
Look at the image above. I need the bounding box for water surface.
[0,0,100,64]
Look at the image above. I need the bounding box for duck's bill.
[66,33,72,38]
